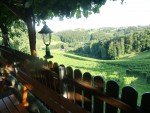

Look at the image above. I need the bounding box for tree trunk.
[0,22,10,47]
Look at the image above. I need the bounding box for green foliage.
[33,0,108,20]
[90,28,114,41]
[1,0,125,22]
[124,36,132,53]
[0,4,18,28]
[8,21,30,53]
[65,26,150,60]
[56,29,90,43]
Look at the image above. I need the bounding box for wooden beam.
[25,7,37,56]
[0,1,37,56]
[0,0,26,21]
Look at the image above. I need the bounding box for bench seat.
[0,94,28,113]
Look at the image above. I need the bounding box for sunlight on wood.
[22,86,29,107]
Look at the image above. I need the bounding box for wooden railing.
[0,46,89,113]
[0,45,150,113]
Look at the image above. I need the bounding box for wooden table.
[0,94,29,113]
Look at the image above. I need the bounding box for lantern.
[38,24,53,59]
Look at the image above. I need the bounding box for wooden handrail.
[63,78,141,113]
[16,70,89,113]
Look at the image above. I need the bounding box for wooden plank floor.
[0,94,28,113]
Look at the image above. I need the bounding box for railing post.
[22,86,29,107]
[66,66,74,101]
[106,80,119,113]
[13,62,19,77]
[1,66,7,95]
[59,66,65,96]
[83,72,92,112]
[140,92,150,113]
[74,69,82,107]
[93,76,105,113]
[0,71,4,95]
[120,86,138,113]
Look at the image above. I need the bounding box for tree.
[124,36,132,54]
[10,22,30,53]
[0,0,124,55]
[99,41,107,59]
[120,38,125,55]
[0,4,18,47]
[144,30,150,50]
[132,32,140,52]
[108,41,117,59]
[114,40,119,57]
[90,41,100,58]
[60,45,64,49]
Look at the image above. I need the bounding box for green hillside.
[119,50,150,60]
[38,49,150,104]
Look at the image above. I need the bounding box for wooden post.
[66,66,74,101]
[1,66,7,94]
[140,93,150,113]
[83,72,92,112]
[22,86,29,107]
[53,62,59,74]
[25,3,36,56]
[93,76,105,113]
[74,69,82,107]
[59,66,65,95]
[121,86,138,113]
[106,80,119,113]
[0,77,3,95]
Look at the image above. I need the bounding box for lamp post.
[38,24,53,59]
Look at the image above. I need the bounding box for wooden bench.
[0,94,29,113]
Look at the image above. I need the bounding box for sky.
[36,0,150,32]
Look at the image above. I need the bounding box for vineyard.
[105,51,150,84]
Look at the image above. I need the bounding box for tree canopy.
[0,0,124,55]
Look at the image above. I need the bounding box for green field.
[37,49,150,105]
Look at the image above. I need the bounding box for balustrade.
[0,45,150,113]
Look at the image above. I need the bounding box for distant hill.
[40,26,150,60]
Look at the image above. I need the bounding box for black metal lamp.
[38,24,53,59]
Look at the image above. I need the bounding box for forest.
[55,26,150,60]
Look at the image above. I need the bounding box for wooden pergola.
[0,0,107,56]
[0,0,37,56]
